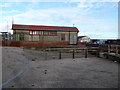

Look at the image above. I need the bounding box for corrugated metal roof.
[12,24,79,32]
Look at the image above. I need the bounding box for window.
[52,32,57,35]
[33,31,35,35]
[39,31,43,35]
[30,31,32,35]
[44,31,48,35]
[19,33,24,41]
[36,31,39,35]
[29,31,57,36]
[35,31,37,35]
[48,31,57,36]
[49,32,52,35]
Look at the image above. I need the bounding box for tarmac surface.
[2,47,119,88]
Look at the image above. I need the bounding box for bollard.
[73,49,75,59]
[85,49,88,58]
[59,51,61,59]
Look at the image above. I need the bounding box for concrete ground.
[2,47,119,88]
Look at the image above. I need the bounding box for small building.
[12,24,79,45]
[78,36,90,43]
[0,32,8,41]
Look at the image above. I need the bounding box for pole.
[73,49,75,59]
[107,45,110,59]
[96,46,100,57]
[116,46,118,57]
[59,50,61,59]
[73,24,74,27]
[7,21,8,41]
[85,49,88,58]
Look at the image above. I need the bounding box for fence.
[98,45,120,59]
[40,47,98,59]
[2,41,120,61]
[42,45,120,60]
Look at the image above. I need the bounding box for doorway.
[61,34,65,41]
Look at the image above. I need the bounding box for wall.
[2,41,69,47]
[13,30,78,44]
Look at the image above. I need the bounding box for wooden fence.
[98,45,120,58]
[44,45,120,61]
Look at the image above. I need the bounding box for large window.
[29,30,57,36]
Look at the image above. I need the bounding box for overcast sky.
[0,0,118,39]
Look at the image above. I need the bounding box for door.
[69,34,74,44]
[19,33,24,41]
[61,34,65,41]
[69,33,77,44]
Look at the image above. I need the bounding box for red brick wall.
[2,41,69,47]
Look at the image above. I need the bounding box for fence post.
[85,48,88,58]
[116,46,118,57]
[107,45,110,59]
[73,49,75,59]
[59,50,61,59]
[96,46,100,57]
